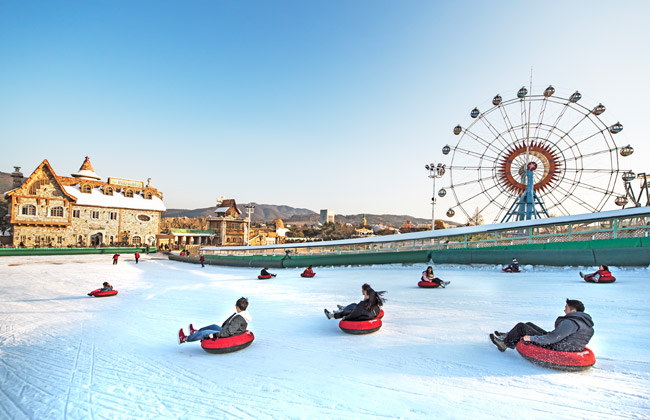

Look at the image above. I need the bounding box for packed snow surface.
[1,254,649,419]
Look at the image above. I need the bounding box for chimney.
[11,166,24,189]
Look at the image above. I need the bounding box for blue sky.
[1,1,648,221]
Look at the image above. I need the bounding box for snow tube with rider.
[339,317,382,335]
[502,268,521,273]
[201,331,255,354]
[418,280,441,288]
[584,275,616,283]
[300,272,316,278]
[88,289,118,297]
[515,341,596,371]
[258,274,273,279]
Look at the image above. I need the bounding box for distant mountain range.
[0,170,450,227]
[164,202,444,227]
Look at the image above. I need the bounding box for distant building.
[4,157,165,248]
[320,209,335,224]
[206,199,249,246]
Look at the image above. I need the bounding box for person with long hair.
[421,266,450,287]
[324,284,385,321]
[580,265,611,282]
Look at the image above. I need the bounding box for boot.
[489,333,507,352]
[337,305,344,310]
[493,331,507,339]
[579,272,584,278]
[178,328,187,345]
[189,324,197,335]
[324,309,332,319]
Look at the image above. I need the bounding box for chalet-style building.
[4,157,165,248]
[206,199,249,246]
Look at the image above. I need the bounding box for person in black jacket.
[489,299,594,352]
[178,297,251,344]
[324,284,385,321]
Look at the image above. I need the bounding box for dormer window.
[125,189,134,198]
[105,186,114,196]
[81,184,92,194]
[144,192,152,200]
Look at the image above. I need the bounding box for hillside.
[0,171,13,195]
[164,202,457,227]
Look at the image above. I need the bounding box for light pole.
[244,204,255,245]
[425,162,446,230]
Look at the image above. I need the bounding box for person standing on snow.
[490,299,594,352]
[112,253,120,265]
[134,251,140,264]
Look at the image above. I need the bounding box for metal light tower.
[425,163,446,230]
[244,204,255,246]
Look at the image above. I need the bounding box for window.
[73,210,80,218]
[110,212,118,220]
[91,211,100,219]
[22,205,36,216]
[144,192,152,200]
[35,236,40,244]
[125,189,134,198]
[57,237,63,244]
[105,186,113,196]
[81,184,92,194]
[137,214,151,221]
[50,206,64,217]
[132,236,142,246]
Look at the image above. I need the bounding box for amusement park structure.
[437,85,635,224]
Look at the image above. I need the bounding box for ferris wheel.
[439,85,634,224]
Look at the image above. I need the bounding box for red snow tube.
[339,317,382,335]
[258,274,273,279]
[378,309,384,319]
[418,281,440,288]
[584,275,616,283]
[516,341,596,371]
[502,269,521,273]
[300,272,316,278]
[89,289,118,297]
[201,331,255,354]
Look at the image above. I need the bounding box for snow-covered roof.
[215,207,231,213]
[63,185,166,211]
[71,169,101,180]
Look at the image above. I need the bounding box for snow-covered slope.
[1,255,648,419]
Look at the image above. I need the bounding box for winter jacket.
[99,286,113,292]
[422,271,434,281]
[595,269,612,278]
[344,300,381,321]
[260,269,271,276]
[530,312,594,352]
[219,310,252,338]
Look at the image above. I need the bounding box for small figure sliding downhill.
[301,265,316,278]
[580,265,616,283]
[418,266,450,288]
[258,267,276,279]
[503,258,520,273]
[88,282,117,297]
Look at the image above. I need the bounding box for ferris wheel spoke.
[563,149,616,163]
[531,98,550,140]
[478,115,513,150]
[452,147,499,162]
[554,113,592,144]
[544,192,572,216]
[563,168,616,174]
[461,130,504,156]
[449,176,497,189]
[552,185,599,213]
[453,183,502,208]
[543,104,571,142]
[498,105,520,145]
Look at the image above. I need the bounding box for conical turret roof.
[71,156,101,180]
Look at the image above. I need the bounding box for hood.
[566,311,594,328]
[237,310,252,323]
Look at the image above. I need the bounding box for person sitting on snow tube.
[420,266,450,288]
[503,258,520,272]
[259,267,276,278]
[580,265,615,283]
[489,299,594,353]
[88,282,113,296]
[301,265,315,277]
[178,297,251,344]
[324,283,385,321]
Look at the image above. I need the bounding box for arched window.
[132,236,142,246]
[81,184,92,194]
[50,206,64,217]
[144,192,152,199]
[105,186,113,196]
[22,205,36,216]
[125,189,134,198]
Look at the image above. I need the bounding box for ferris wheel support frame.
[501,168,551,223]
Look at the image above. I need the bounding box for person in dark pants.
[112,253,120,264]
[324,283,385,321]
[200,255,205,268]
[490,299,594,352]
[134,252,140,264]
[178,297,251,344]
